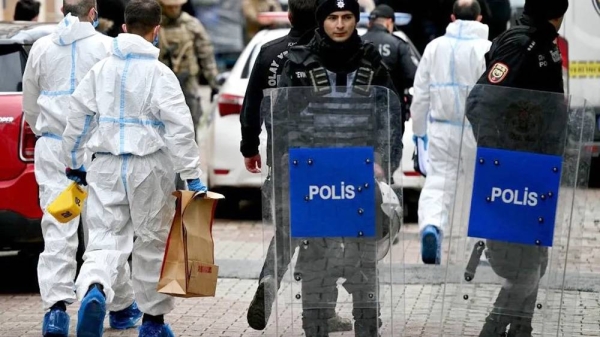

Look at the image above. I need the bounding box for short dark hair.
[62,0,96,20]
[14,0,41,21]
[124,0,161,35]
[288,0,317,30]
[453,0,482,20]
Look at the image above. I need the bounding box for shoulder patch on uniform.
[488,62,509,84]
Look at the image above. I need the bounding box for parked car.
[0,22,56,254]
[202,12,425,217]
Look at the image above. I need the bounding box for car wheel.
[403,189,420,224]
[14,245,42,292]
[214,189,242,219]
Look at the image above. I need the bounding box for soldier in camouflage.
[158,0,220,129]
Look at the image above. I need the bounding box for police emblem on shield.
[503,102,544,144]
[488,62,509,84]
[337,0,345,8]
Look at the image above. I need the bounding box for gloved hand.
[66,166,87,186]
[187,178,208,193]
[412,134,429,151]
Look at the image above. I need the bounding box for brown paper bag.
[157,190,224,298]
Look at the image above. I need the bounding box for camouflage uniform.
[158,11,219,128]
[242,0,282,42]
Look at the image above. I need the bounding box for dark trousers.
[296,238,380,337]
[481,240,549,335]
[257,172,346,327]
[258,171,294,286]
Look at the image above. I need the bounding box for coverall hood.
[445,20,489,41]
[51,13,98,46]
[112,33,159,60]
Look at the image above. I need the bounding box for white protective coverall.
[411,20,491,235]
[62,33,202,316]
[21,14,120,310]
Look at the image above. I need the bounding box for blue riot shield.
[421,84,596,337]
[257,86,403,336]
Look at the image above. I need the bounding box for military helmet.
[159,0,187,5]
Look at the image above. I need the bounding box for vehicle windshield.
[0,44,27,92]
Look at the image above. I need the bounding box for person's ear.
[122,24,127,33]
[451,14,456,22]
[154,25,161,37]
[60,6,65,15]
[477,14,483,22]
[88,7,96,21]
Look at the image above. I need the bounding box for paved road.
[2,89,599,337]
[1,188,599,336]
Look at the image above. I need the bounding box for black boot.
[302,309,329,337]
[354,319,379,337]
[507,317,533,337]
[246,276,276,330]
[353,308,380,337]
[479,313,510,337]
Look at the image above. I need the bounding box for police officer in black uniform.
[277,0,401,335]
[466,0,569,336]
[240,0,317,169]
[240,0,353,333]
[362,4,418,174]
[278,1,403,180]
[473,0,567,93]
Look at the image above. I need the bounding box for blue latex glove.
[187,178,208,193]
[66,166,87,186]
[412,134,429,151]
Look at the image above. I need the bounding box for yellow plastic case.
[48,182,88,223]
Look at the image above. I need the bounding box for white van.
[559,0,600,186]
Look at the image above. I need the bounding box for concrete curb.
[217,259,600,292]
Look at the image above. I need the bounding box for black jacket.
[476,15,564,93]
[361,24,418,96]
[279,30,399,95]
[466,15,567,154]
[239,27,314,158]
[486,0,512,41]
[97,0,126,37]
[275,30,403,172]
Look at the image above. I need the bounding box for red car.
[0,22,59,255]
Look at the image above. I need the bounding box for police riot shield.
[413,84,595,337]
[259,86,403,336]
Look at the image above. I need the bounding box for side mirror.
[216,72,230,86]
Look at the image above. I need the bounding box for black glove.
[66,167,88,186]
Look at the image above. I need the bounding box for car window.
[0,44,27,92]
[241,44,261,79]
